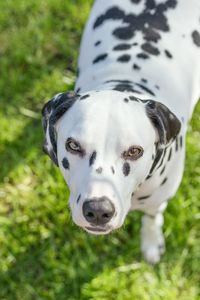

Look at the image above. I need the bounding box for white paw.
[141,214,165,264]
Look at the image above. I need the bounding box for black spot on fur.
[113,26,134,40]
[124,98,129,102]
[137,53,149,59]
[77,194,81,204]
[94,1,177,58]
[93,7,125,29]
[168,148,172,161]
[141,78,148,83]
[111,166,115,174]
[62,157,70,170]
[133,63,141,70]
[76,68,80,77]
[138,195,151,200]
[113,43,132,50]
[93,53,108,64]
[157,148,167,169]
[113,84,141,94]
[175,137,179,151]
[94,40,101,46]
[160,165,165,175]
[76,87,81,93]
[165,49,173,58]
[117,54,131,62]
[123,162,130,176]
[89,151,97,166]
[130,0,141,3]
[180,136,183,148]
[96,167,103,174]
[141,42,160,55]
[161,177,168,185]
[155,85,160,90]
[149,148,163,174]
[135,83,155,96]
[192,30,200,47]
[80,94,90,100]
[129,96,140,102]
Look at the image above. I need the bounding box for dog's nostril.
[102,213,110,219]
[86,212,95,218]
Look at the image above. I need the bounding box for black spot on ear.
[165,49,173,58]
[111,166,115,174]
[123,162,130,176]
[77,194,81,204]
[138,195,151,200]
[89,151,97,166]
[113,43,132,50]
[94,40,101,46]
[96,167,103,174]
[133,63,141,70]
[93,53,108,64]
[146,100,181,145]
[124,98,129,103]
[117,54,131,62]
[137,53,149,59]
[62,157,70,170]
[80,94,90,100]
[141,42,160,56]
[191,30,200,47]
[161,177,168,185]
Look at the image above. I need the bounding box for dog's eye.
[66,138,82,154]
[122,146,143,161]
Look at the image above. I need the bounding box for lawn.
[0,1,200,299]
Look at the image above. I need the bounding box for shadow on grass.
[0,119,43,182]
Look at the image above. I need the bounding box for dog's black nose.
[82,197,115,225]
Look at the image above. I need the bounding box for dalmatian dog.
[42,0,200,263]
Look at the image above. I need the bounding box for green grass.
[0,1,200,299]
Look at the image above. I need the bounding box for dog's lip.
[85,226,110,232]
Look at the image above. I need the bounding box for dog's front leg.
[141,202,167,264]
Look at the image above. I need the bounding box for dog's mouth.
[85,226,112,234]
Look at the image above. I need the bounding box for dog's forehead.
[58,90,155,146]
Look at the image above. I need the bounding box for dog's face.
[42,90,180,234]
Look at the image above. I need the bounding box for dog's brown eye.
[122,146,143,161]
[66,138,82,154]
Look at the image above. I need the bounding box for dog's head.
[42,90,180,234]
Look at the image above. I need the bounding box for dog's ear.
[145,100,181,145]
[42,92,78,166]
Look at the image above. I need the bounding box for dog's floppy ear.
[42,92,78,166]
[145,100,181,145]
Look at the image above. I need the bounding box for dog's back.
[76,0,200,120]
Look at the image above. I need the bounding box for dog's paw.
[141,214,165,264]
